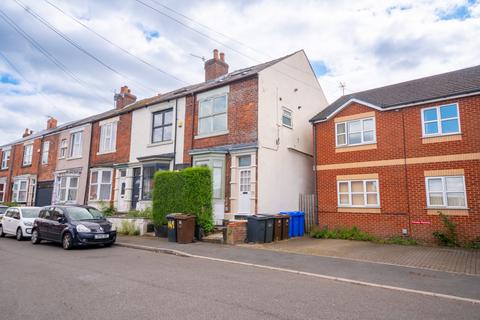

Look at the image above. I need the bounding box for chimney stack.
[22,128,33,138]
[114,86,137,109]
[204,49,229,82]
[47,117,58,129]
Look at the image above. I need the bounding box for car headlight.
[110,224,116,231]
[23,221,33,226]
[76,224,91,233]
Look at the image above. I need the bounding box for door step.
[201,231,224,244]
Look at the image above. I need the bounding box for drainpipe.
[173,98,178,170]
[190,93,195,166]
[400,111,412,236]
[7,145,16,202]
[313,123,319,226]
[84,124,94,205]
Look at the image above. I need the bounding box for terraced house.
[311,65,480,242]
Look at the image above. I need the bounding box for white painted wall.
[257,51,328,213]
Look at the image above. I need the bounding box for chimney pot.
[219,52,225,62]
[47,117,58,129]
[204,49,229,81]
[115,85,137,109]
[213,49,219,60]
[22,128,32,138]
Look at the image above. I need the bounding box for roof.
[310,64,480,122]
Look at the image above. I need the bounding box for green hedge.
[152,166,214,232]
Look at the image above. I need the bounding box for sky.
[0,0,479,145]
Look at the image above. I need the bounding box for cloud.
[0,0,478,145]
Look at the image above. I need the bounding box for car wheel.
[0,225,4,238]
[31,229,41,244]
[62,233,73,250]
[16,228,23,241]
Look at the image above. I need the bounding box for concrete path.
[246,237,480,275]
[117,236,480,301]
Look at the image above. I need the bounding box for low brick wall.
[225,220,247,245]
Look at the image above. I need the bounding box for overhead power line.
[43,0,188,85]
[14,0,157,94]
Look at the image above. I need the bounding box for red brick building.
[311,66,480,242]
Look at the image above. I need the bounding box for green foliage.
[126,207,153,219]
[97,200,116,217]
[0,202,19,207]
[310,226,376,242]
[118,220,140,236]
[464,237,480,249]
[376,236,418,246]
[432,212,459,247]
[152,167,213,233]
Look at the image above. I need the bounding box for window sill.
[422,133,462,144]
[426,208,469,216]
[67,156,82,160]
[194,130,229,140]
[0,168,8,171]
[147,140,173,148]
[22,164,32,168]
[282,124,293,129]
[337,207,381,214]
[335,143,377,153]
[97,150,116,156]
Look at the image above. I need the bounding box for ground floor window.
[89,169,113,201]
[194,157,225,199]
[337,179,379,207]
[55,176,79,203]
[0,182,5,202]
[142,163,170,200]
[12,179,28,203]
[426,176,467,208]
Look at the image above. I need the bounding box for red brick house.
[310,65,480,242]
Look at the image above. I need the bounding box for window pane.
[101,171,111,183]
[60,177,67,188]
[91,171,98,184]
[339,194,349,204]
[153,113,163,126]
[363,131,374,142]
[199,117,212,134]
[89,185,98,200]
[367,194,378,205]
[337,134,346,145]
[67,189,77,201]
[441,119,459,133]
[440,105,457,119]
[423,109,437,121]
[152,127,163,142]
[348,120,361,132]
[427,178,443,192]
[366,181,377,192]
[60,189,66,201]
[212,114,227,131]
[363,119,374,131]
[336,123,346,134]
[213,167,222,198]
[447,193,466,207]
[338,182,348,193]
[99,184,111,200]
[351,181,364,192]
[429,192,444,206]
[445,177,464,192]
[238,155,251,167]
[163,125,172,141]
[352,194,364,205]
[199,100,213,117]
[348,132,362,144]
[282,115,292,127]
[69,177,78,188]
[164,110,173,125]
[213,96,227,114]
[424,122,438,134]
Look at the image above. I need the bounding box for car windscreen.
[0,207,7,215]
[21,208,41,218]
[66,207,104,221]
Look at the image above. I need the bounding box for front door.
[35,181,54,207]
[238,169,252,213]
[117,169,128,212]
[131,168,141,210]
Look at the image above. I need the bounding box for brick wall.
[314,95,480,242]
[11,138,41,177]
[38,134,59,182]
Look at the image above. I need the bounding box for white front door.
[117,169,128,212]
[238,169,251,213]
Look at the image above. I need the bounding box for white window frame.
[69,131,83,158]
[193,157,225,199]
[335,117,376,147]
[1,149,10,169]
[89,169,113,201]
[425,176,467,209]
[197,94,228,136]
[55,175,79,203]
[59,139,68,159]
[12,179,28,203]
[23,144,33,166]
[337,179,380,208]
[421,103,461,137]
[0,182,5,202]
[282,108,293,128]
[99,121,118,153]
[41,141,50,164]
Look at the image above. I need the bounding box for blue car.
[31,205,116,250]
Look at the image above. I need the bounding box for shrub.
[0,202,19,207]
[432,213,458,247]
[97,200,116,217]
[118,220,140,236]
[152,167,213,233]
[310,226,376,242]
[126,207,153,219]
[377,236,418,246]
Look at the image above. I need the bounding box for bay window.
[142,163,170,200]
[56,176,78,203]
[12,179,28,203]
[89,169,112,201]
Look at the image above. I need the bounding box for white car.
[0,207,42,240]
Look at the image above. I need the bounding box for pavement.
[1,236,479,320]
[116,235,480,302]
[244,237,480,275]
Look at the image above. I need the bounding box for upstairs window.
[1,149,10,169]
[69,131,83,158]
[282,108,293,128]
[198,95,228,135]
[23,144,33,166]
[152,109,173,143]
[99,121,117,153]
[422,104,460,136]
[426,176,467,208]
[59,139,68,158]
[336,117,376,147]
[41,141,50,164]
[337,179,379,207]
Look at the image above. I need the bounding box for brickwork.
[225,220,247,245]
[38,134,59,182]
[314,95,480,242]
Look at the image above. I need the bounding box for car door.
[10,209,21,234]
[2,209,14,234]
[38,207,54,240]
[50,207,66,243]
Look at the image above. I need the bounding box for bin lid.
[247,215,269,221]
[176,214,196,220]
[166,213,182,219]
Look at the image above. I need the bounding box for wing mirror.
[57,216,65,223]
